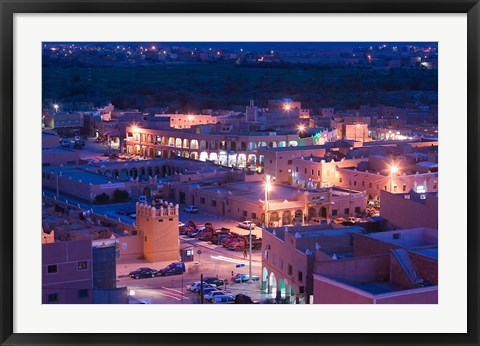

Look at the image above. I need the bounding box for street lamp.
[298,124,306,133]
[53,104,59,112]
[390,164,398,192]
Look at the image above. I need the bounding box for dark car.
[157,262,186,276]
[128,267,158,279]
[235,293,254,304]
[116,208,136,216]
[203,277,226,287]
[232,274,259,283]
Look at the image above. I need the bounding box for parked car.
[60,138,70,148]
[231,274,259,283]
[235,293,254,304]
[238,220,255,229]
[333,217,346,224]
[116,208,136,216]
[157,262,186,276]
[129,214,136,219]
[187,227,205,238]
[204,290,228,301]
[186,282,216,293]
[213,295,235,304]
[199,287,218,296]
[128,267,158,279]
[183,205,199,213]
[203,277,226,287]
[186,282,204,292]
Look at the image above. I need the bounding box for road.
[117,237,263,304]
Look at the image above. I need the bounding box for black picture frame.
[1,1,479,345]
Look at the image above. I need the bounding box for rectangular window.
[78,289,89,298]
[288,160,292,165]
[211,200,217,207]
[200,197,205,204]
[332,209,338,216]
[144,236,147,242]
[376,184,379,190]
[353,181,357,186]
[288,264,292,275]
[47,293,58,302]
[47,265,57,274]
[369,182,372,188]
[242,210,247,217]
[77,261,88,270]
[339,177,342,183]
[270,160,272,164]
[305,168,307,174]
[298,271,303,282]
[251,212,257,220]
[362,181,365,187]
[403,184,407,192]
[355,207,361,214]
[296,166,298,172]
[344,208,350,215]
[433,183,437,189]
[311,169,314,175]
[317,170,320,176]
[279,258,283,269]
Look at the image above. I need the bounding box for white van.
[138,195,148,203]
[213,295,235,304]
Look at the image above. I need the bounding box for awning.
[103,130,119,137]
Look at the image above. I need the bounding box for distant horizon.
[43,41,438,50]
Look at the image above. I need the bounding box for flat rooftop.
[45,167,128,184]
[265,224,364,241]
[360,228,438,249]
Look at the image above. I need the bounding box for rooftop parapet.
[136,202,179,218]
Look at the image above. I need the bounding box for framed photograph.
[1,0,479,345]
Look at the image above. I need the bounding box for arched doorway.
[268,272,277,297]
[262,267,268,292]
[282,210,292,225]
[279,279,286,299]
[270,212,279,227]
[294,209,303,223]
[308,207,316,220]
[288,285,295,304]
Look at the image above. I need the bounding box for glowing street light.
[284,104,291,111]
[298,124,306,133]
[53,104,59,112]
[390,164,398,192]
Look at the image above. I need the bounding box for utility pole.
[248,224,253,282]
[200,273,204,304]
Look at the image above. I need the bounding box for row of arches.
[136,134,298,152]
[262,267,296,303]
[128,145,267,169]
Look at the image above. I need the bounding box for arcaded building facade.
[124,125,301,169]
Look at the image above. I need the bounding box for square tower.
[136,201,179,262]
